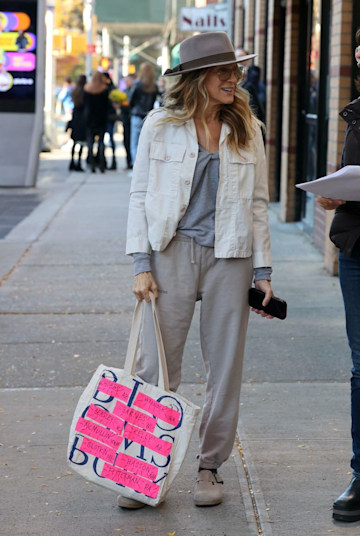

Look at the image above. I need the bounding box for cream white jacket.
[126,108,272,268]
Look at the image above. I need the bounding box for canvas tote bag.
[67,294,200,506]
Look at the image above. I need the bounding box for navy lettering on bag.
[93,457,106,478]
[93,369,119,404]
[153,472,168,485]
[150,434,175,468]
[155,395,184,431]
[122,437,147,460]
[69,436,89,465]
[127,378,144,407]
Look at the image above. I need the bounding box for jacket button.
[180,205,186,212]
[165,155,170,161]
[184,180,190,185]
[343,111,348,116]
[352,120,357,124]
[189,152,196,158]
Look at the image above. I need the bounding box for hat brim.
[163,54,257,77]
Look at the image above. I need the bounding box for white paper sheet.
[296,165,360,201]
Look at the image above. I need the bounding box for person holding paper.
[318,30,360,523]
[124,32,274,509]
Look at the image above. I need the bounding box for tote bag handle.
[124,293,170,392]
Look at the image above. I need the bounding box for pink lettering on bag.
[133,392,180,426]
[76,417,123,449]
[123,424,173,457]
[97,377,131,402]
[80,437,117,464]
[113,401,157,432]
[114,452,158,480]
[87,404,124,435]
[102,463,160,499]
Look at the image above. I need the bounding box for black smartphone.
[248,288,287,320]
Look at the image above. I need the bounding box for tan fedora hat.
[163,32,256,77]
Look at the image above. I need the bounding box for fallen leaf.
[168,532,176,536]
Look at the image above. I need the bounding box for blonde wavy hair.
[138,62,157,93]
[161,68,256,152]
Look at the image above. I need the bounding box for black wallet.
[248,288,287,320]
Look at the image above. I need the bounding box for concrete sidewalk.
[1,151,359,535]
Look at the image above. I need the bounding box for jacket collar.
[340,97,360,121]
[220,123,231,144]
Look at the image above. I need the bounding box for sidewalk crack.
[235,433,266,536]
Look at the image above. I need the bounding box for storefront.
[297,0,331,234]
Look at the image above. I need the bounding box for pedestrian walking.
[68,74,87,172]
[317,30,360,523]
[103,72,118,170]
[120,75,135,170]
[123,31,274,510]
[129,62,158,164]
[83,71,109,173]
[236,48,264,123]
[153,76,166,109]
[246,65,266,118]
[56,76,74,119]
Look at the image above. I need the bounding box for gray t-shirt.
[177,144,219,246]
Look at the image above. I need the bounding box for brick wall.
[279,0,300,222]
[266,0,281,201]
[233,0,244,49]
[254,0,267,76]
[323,0,354,273]
[244,0,255,53]
[231,0,356,273]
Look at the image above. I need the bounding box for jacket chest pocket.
[227,150,256,200]
[148,141,186,194]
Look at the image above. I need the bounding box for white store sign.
[179,6,229,32]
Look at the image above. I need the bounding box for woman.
[120,75,136,170]
[129,62,158,163]
[318,32,360,523]
[68,74,87,172]
[123,32,274,510]
[83,71,109,173]
[103,72,118,170]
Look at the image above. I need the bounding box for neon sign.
[0,1,37,113]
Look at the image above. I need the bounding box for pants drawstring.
[190,238,196,264]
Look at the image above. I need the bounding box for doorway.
[298,0,330,230]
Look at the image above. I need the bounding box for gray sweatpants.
[137,234,253,469]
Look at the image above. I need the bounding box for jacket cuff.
[126,237,152,256]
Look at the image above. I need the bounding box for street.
[1,147,360,535]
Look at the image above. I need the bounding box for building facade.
[233,0,359,273]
